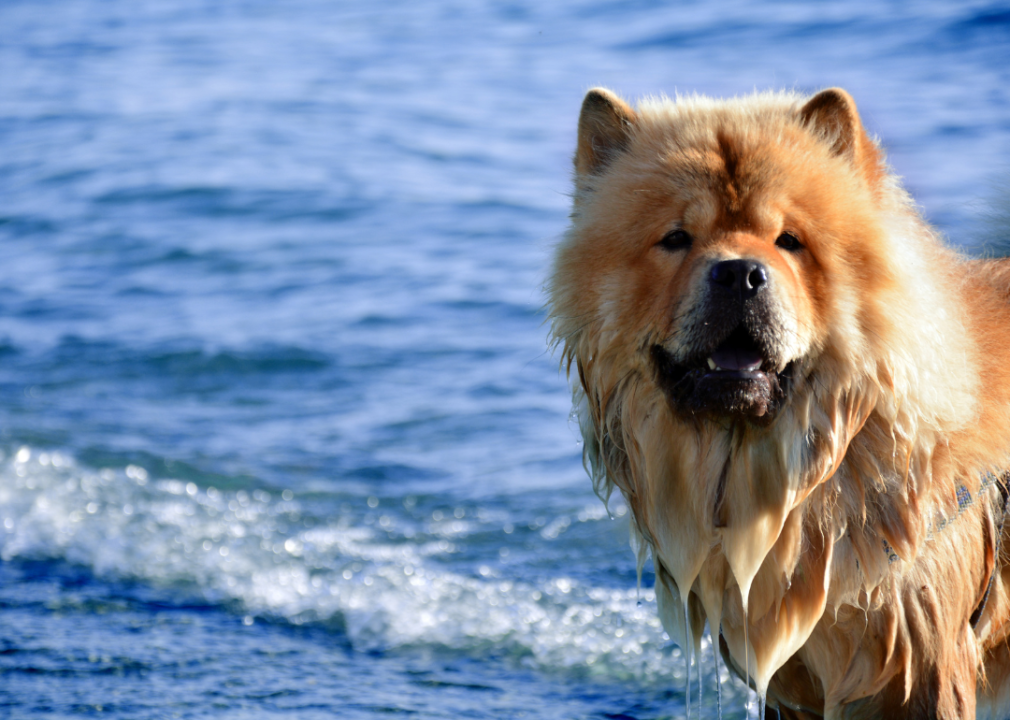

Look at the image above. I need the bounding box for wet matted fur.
[549,87,1010,719]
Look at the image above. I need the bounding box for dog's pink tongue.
[710,348,762,372]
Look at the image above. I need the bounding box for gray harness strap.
[971,472,1010,630]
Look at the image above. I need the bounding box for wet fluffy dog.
[550,88,1010,718]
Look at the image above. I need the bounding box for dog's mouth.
[705,324,768,376]
[652,324,795,423]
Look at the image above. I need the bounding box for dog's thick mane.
[550,90,1010,714]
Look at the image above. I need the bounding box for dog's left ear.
[799,88,880,178]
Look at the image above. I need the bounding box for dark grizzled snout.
[652,257,792,423]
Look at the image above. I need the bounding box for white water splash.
[0,447,666,679]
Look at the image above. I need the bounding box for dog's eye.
[775,232,803,251]
[658,229,692,251]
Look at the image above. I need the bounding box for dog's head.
[553,87,892,427]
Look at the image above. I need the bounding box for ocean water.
[1,1,1009,718]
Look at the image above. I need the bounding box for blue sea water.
[0,1,1009,718]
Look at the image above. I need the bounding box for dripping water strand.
[632,528,647,607]
[683,599,691,719]
[697,629,703,713]
[744,618,751,720]
[716,625,723,720]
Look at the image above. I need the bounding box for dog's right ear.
[575,88,637,176]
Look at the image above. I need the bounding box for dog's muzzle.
[652,259,796,423]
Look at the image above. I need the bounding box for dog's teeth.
[707,358,717,370]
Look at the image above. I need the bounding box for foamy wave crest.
[0,446,739,686]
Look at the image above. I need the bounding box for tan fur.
[550,87,1010,718]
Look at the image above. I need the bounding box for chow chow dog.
[549,87,1010,719]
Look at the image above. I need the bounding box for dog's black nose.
[709,259,768,300]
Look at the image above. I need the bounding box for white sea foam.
[0,446,749,693]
